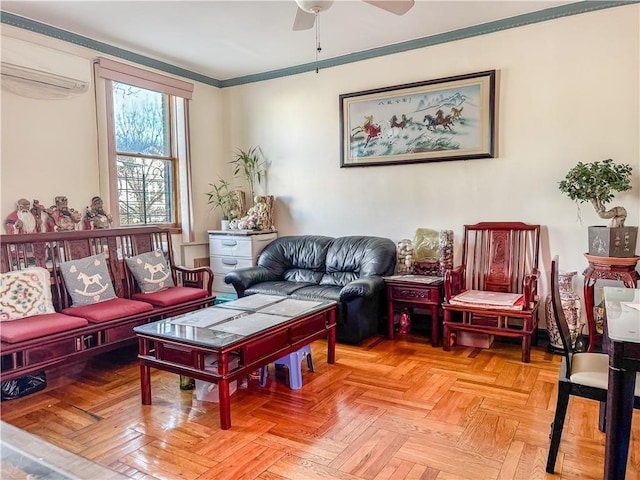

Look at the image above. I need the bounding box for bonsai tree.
[231,146,267,202]
[206,177,235,221]
[559,159,633,227]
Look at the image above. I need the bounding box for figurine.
[31,200,45,233]
[4,198,41,234]
[84,196,112,229]
[46,196,82,232]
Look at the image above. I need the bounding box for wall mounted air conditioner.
[1,36,91,99]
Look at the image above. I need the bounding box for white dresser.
[208,230,278,294]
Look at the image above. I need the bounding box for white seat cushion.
[571,352,640,395]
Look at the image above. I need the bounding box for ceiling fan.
[293,0,415,31]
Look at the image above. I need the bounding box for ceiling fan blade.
[293,7,316,30]
[363,0,415,15]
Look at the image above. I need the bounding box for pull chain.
[315,12,321,73]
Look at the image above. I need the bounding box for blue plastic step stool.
[259,344,314,390]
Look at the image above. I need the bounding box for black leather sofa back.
[225,235,397,343]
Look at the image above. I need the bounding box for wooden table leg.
[431,304,441,347]
[387,285,395,340]
[139,338,152,405]
[140,362,151,405]
[327,308,336,364]
[217,378,231,430]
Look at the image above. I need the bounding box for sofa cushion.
[245,281,312,296]
[0,268,56,321]
[125,250,175,293]
[62,297,153,323]
[0,313,88,343]
[59,253,117,306]
[132,287,208,307]
[258,236,332,284]
[321,236,397,286]
[290,285,341,302]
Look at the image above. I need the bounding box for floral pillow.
[125,250,175,293]
[0,267,56,321]
[59,253,117,306]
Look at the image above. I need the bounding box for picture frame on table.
[339,70,496,168]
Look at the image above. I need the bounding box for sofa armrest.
[339,275,385,302]
[173,265,214,294]
[225,266,276,296]
[444,265,465,301]
[522,268,540,308]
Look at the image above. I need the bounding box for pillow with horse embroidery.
[125,250,175,293]
[0,267,56,321]
[59,253,116,306]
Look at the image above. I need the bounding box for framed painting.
[340,70,496,167]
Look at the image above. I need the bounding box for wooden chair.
[442,222,540,362]
[545,255,640,474]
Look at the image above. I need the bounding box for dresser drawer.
[209,236,254,257]
[210,256,254,274]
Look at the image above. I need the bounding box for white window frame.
[94,57,195,241]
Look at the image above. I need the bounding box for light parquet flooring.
[1,335,639,480]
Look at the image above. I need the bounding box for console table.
[384,275,444,347]
[583,254,640,352]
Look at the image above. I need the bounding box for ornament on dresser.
[544,270,584,353]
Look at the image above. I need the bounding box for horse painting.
[352,115,383,147]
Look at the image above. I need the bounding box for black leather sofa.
[224,235,397,344]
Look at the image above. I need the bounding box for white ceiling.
[2,0,579,81]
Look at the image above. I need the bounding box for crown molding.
[1,1,636,89]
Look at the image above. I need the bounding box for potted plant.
[206,177,236,230]
[559,158,636,257]
[231,146,267,202]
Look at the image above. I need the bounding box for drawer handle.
[222,240,238,247]
[222,258,238,266]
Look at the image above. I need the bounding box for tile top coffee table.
[134,294,336,430]
[384,275,445,347]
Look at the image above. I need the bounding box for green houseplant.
[231,146,266,202]
[559,158,636,257]
[206,177,236,228]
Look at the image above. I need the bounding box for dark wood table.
[385,275,444,346]
[603,286,640,480]
[583,254,639,352]
[134,294,336,430]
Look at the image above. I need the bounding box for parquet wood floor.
[1,335,638,480]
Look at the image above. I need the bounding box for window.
[113,83,174,225]
[95,58,194,237]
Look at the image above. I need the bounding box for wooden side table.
[385,275,444,347]
[582,254,640,352]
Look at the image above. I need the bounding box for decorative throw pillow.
[125,250,175,293]
[59,253,117,306]
[0,267,56,321]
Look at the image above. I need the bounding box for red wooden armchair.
[442,222,541,362]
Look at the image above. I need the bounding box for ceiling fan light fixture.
[294,0,334,14]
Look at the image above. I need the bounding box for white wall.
[1,5,639,327]
[222,5,640,297]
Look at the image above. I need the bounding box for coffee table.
[134,294,337,430]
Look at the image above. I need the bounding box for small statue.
[45,196,82,232]
[31,200,45,233]
[4,198,41,234]
[84,196,112,229]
